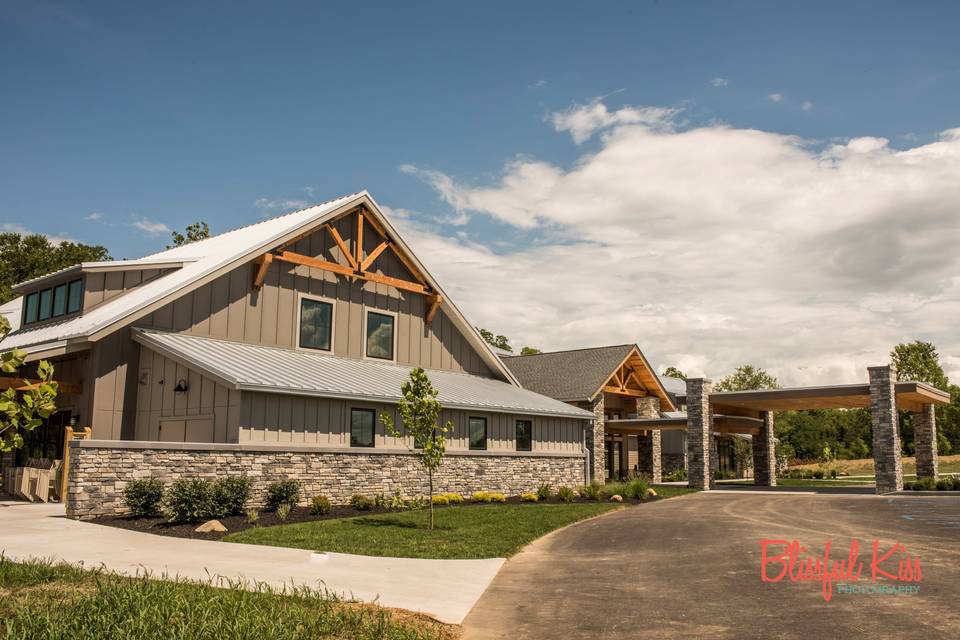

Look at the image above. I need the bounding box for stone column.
[752,411,777,487]
[588,394,606,482]
[686,378,713,490]
[913,403,939,480]
[636,397,662,482]
[869,365,903,494]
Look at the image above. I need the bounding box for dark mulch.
[91,495,647,540]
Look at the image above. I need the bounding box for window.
[24,292,39,324]
[350,408,376,447]
[52,283,67,317]
[298,297,333,351]
[38,289,52,321]
[67,279,83,313]
[516,420,532,452]
[469,417,487,450]
[365,311,395,360]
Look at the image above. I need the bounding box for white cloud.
[1,223,75,245]
[84,212,104,221]
[768,93,784,103]
[710,77,729,87]
[254,197,310,212]
[801,100,814,111]
[549,99,680,144]
[130,217,171,236]
[400,100,960,386]
[529,79,547,89]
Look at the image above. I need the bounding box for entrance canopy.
[710,381,950,414]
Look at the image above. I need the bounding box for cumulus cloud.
[801,100,814,111]
[130,216,171,236]
[768,93,784,102]
[399,101,960,385]
[710,77,729,87]
[84,212,104,221]
[254,197,309,212]
[549,99,680,143]
[1,223,75,244]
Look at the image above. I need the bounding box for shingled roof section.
[501,344,636,402]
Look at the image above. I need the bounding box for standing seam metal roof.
[132,329,594,420]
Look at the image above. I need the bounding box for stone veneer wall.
[869,365,903,494]
[662,453,686,474]
[66,441,587,519]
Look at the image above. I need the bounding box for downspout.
[583,422,591,484]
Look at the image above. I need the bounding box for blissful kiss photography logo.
[759,539,923,602]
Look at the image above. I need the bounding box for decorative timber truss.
[252,206,444,324]
[602,353,651,398]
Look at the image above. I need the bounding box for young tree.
[380,368,453,530]
[661,366,687,381]
[0,233,110,304]
[0,317,58,452]
[169,221,210,248]
[714,364,780,392]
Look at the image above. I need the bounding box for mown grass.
[225,503,621,559]
[0,556,451,640]
[649,485,701,498]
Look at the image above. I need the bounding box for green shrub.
[557,486,576,502]
[949,475,960,491]
[663,468,687,482]
[431,495,449,505]
[520,492,538,502]
[276,503,291,521]
[245,508,259,525]
[388,489,407,510]
[210,476,251,517]
[123,478,164,517]
[536,483,552,500]
[917,476,937,491]
[265,480,301,511]
[373,493,387,508]
[580,481,602,501]
[936,478,951,491]
[310,495,332,515]
[163,479,213,524]
[812,470,824,480]
[624,478,649,500]
[350,494,374,511]
[908,480,921,491]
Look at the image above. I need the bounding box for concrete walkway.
[0,501,502,624]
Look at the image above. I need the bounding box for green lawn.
[650,485,701,498]
[0,557,449,640]
[225,503,621,559]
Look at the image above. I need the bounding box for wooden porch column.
[686,378,713,490]
[869,365,903,494]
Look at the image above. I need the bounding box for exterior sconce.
[173,379,189,393]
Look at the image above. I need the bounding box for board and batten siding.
[239,391,585,454]
[83,268,172,312]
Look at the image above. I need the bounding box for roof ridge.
[502,343,636,358]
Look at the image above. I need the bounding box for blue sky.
[3,1,960,382]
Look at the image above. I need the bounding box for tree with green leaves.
[0,317,58,452]
[714,364,780,392]
[661,366,687,381]
[519,346,542,355]
[0,233,110,304]
[380,368,453,530]
[169,222,210,248]
[890,341,949,390]
[477,328,512,352]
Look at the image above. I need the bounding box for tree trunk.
[428,468,434,530]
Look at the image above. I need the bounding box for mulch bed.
[91,495,647,540]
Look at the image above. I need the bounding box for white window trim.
[295,292,336,353]
[363,307,398,363]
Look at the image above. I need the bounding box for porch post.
[686,378,713,490]
[913,403,939,480]
[869,365,903,494]
[636,397,662,483]
[588,394,606,483]
[752,411,777,487]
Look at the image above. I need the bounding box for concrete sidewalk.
[0,501,502,624]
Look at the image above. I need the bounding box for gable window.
[298,296,333,351]
[350,408,376,447]
[22,278,84,326]
[52,283,67,317]
[469,417,487,451]
[24,292,39,324]
[38,289,52,321]
[516,420,532,452]
[67,279,83,314]
[365,311,395,360]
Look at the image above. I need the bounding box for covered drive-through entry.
[607,365,950,494]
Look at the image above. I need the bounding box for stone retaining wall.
[66,440,587,519]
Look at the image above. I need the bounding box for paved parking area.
[463,489,960,639]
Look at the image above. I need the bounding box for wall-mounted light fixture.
[173,379,189,393]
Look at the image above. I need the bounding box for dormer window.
[23,278,83,326]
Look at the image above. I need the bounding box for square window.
[299,298,332,351]
[366,311,395,360]
[469,417,487,450]
[24,292,39,324]
[52,283,67,317]
[351,409,376,447]
[516,420,532,452]
[67,279,83,313]
[38,289,52,321]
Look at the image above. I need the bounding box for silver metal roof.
[133,329,593,420]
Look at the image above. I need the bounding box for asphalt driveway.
[463,489,960,639]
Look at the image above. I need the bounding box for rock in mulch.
[609,494,623,502]
[195,519,228,533]
[646,488,658,498]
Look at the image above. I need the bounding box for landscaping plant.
[265,480,301,511]
[520,492,538,502]
[123,478,165,517]
[0,317,58,453]
[163,479,214,524]
[350,494,374,511]
[210,476,252,517]
[310,495,332,515]
[276,503,291,521]
[536,482,553,500]
[580,481,602,501]
[380,367,454,530]
[557,486,576,502]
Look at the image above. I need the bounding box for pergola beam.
[252,253,273,290]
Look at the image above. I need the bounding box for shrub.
[557,486,576,503]
[520,492,538,502]
[936,478,951,491]
[245,508,259,525]
[265,480,301,511]
[471,491,506,503]
[276,503,291,521]
[163,479,213,524]
[373,493,387,508]
[625,478,649,500]
[443,492,464,504]
[389,489,406,510]
[210,476,251,517]
[907,480,920,491]
[580,481,602,501]
[350,494,374,511]
[949,475,960,491]
[310,495,331,515]
[536,483,553,500]
[408,495,428,510]
[812,470,824,480]
[123,478,164,517]
[663,468,687,482]
[917,476,937,491]
[431,495,449,505]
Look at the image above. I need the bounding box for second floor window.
[299,297,332,351]
[366,311,395,360]
[23,278,83,325]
